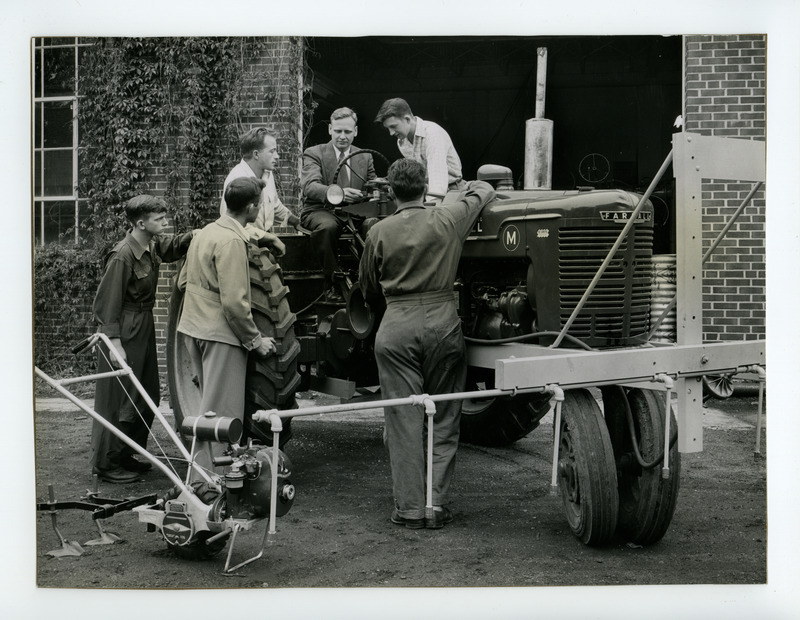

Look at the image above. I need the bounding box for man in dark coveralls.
[92,195,194,483]
[301,107,376,302]
[358,159,495,529]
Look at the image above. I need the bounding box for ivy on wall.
[35,36,314,379]
[33,242,103,380]
[78,36,312,246]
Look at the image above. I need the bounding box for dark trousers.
[91,309,159,471]
[374,293,466,519]
[300,209,350,281]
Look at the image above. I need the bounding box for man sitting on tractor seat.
[300,107,376,302]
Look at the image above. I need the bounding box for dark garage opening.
[304,35,682,252]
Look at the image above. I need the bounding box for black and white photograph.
[5,0,800,618]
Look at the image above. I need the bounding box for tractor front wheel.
[460,368,552,446]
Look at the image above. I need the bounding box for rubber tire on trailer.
[601,386,681,546]
[459,368,552,446]
[557,389,619,546]
[166,247,300,448]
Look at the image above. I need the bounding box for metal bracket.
[546,385,565,495]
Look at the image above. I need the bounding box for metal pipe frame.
[423,398,437,521]
[672,133,766,451]
[258,386,563,546]
[548,385,565,494]
[648,180,763,340]
[35,333,215,488]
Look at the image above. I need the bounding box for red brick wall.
[684,35,766,341]
[148,36,304,385]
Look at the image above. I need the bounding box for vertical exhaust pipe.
[524,47,553,190]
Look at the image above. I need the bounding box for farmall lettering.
[600,210,653,223]
[503,225,521,251]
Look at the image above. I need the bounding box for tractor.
[166,145,689,546]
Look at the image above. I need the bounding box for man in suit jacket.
[301,107,376,302]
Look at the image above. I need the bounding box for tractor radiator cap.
[477,164,513,182]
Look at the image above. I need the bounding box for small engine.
[143,414,296,556]
[155,442,295,551]
[221,445,295,520]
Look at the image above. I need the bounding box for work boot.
[425,506,454,530]
[390,509,425,530]
[324,286,344,303]
[92,467,140,484]
[120,454,152,473]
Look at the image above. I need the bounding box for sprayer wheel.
[557,389,619,545]
[601,386,681,545]
[702,373,735,401]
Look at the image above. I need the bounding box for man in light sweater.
[221,128,302,243]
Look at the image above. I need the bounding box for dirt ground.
[29,386,772,598]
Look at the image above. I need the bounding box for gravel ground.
[7,387,798,617]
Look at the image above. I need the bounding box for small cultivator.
[35,332,295,573]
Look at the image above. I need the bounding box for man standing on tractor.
[221,128,303,241]
[92,195,195,483]
[374,97,465,204]
[300,107,376,302]
[358,159,495,529]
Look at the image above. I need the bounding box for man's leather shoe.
[425,506,454,530]
[121,455,152,473]
[391,509,425,530]
[93,467,140,484]
[325,286,344,303]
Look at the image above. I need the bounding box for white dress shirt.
[396,116,463,199]
[220,159,294,240]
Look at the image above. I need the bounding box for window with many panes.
[33,37,92,245]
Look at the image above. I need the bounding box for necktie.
[337,151,350,188]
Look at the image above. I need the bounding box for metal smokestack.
[523,47,553,190]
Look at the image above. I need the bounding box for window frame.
[32,37,92,245]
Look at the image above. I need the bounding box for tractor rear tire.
[601,386,680,545]
[166,247,300,448]
[557,389,619,545]
[460,368,552,446]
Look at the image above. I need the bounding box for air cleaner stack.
[524,47,554,190]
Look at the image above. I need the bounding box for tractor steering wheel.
[332,148,392,189]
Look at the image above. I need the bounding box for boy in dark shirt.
[91,195,194,483]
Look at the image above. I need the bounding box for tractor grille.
[558,226,653,345]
